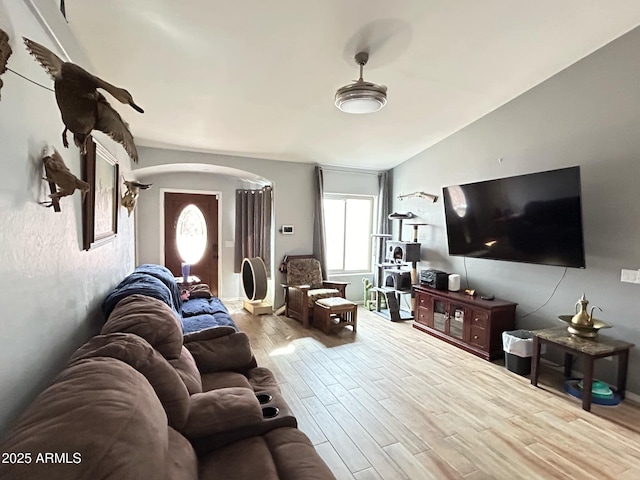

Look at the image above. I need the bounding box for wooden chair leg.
[352,306,357,332]
[301,295,310,328]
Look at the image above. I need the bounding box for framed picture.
[82,138,119,250]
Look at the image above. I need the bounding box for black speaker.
[419,269,448,290]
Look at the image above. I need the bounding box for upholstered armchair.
[281,255,348,328]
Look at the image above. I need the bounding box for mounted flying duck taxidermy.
[22,37,143,163]
[0,28,12,101]
[41,148,89,210]
[121,179,152,216]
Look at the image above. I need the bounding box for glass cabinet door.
[449,305,465,339]
[433,300,447,332]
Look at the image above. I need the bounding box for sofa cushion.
[199,427,336,480]
[69,333,190,430]
[182,387,263,439]
[201,371,253,391]
[167,427,198,480]
[264,427,336,479]
[169,346,203,395]
[0,358,191,480]
[103,294,183,360]
[200,435,279,479]
[185,331,254,373]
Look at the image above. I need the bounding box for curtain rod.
[318,165,387,175]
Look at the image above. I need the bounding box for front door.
[164,192,219,295]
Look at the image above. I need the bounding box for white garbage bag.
[502,330,533,358]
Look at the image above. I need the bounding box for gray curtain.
[234,186,272,274]
[375,170,391,268]
[313,165,328,279]
[377,170,390,236]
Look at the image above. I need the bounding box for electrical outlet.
[621,269,639,284]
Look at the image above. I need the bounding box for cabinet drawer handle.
[473,335,479,340]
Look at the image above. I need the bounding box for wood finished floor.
[228,303,640,480]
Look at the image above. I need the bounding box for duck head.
[113,87,144,113]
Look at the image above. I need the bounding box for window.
[323,194,374,273]
[176,204,207,264]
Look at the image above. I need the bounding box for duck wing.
[94,93,139,163]
[24,37,122,96]
[23,37,64,80]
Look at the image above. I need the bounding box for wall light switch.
[621,269,639,284]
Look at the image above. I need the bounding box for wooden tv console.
[413,285,517,361]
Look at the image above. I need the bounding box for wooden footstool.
[314,297,357,334]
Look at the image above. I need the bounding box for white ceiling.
[64,1,640,170]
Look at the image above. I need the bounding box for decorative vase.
[181,262,190,280]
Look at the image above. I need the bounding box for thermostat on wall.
[280,225,294,235]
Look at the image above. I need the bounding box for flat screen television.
[442,166,586,268]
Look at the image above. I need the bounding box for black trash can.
[502,329,533,375]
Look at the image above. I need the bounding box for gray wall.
[392,27,640,393]
[0,0,136,435]
[135,169,261,300]
[134,150,382,305]
[135,147,317,307]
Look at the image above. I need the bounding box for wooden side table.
[314,297,357,335]
[531,327,634,411]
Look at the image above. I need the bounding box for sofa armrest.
[182,387,263,439]
[184,331,255,373]
[190,388,299,454]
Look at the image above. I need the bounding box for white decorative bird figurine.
[121,179,152,216]
[22,37,143,163]
[41,148,89,207]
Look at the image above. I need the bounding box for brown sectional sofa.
[0,293,335,479]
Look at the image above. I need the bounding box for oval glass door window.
[176,204,207,264]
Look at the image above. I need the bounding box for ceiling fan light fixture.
[335,52,387,114]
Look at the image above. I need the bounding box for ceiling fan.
[335,51,387,114]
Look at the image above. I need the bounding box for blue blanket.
[102,272,178,319]
[133,264,182,311]
[102,264,238,334]
[181,297,237,334]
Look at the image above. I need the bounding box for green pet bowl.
[577,380,614,399]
